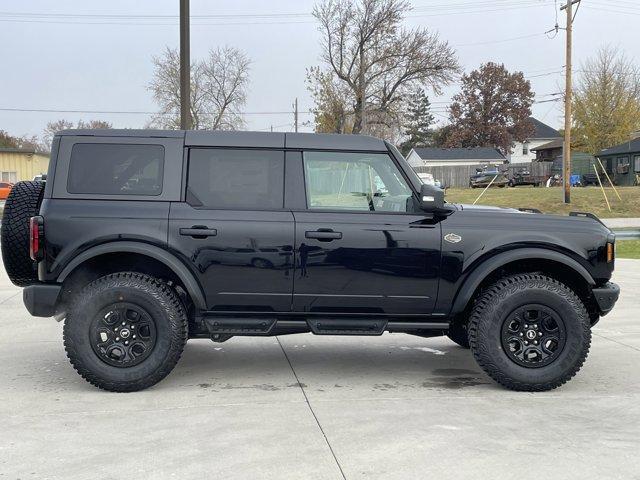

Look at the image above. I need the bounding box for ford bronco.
[1,130,619,392]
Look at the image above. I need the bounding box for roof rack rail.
[518,207,542,214]
[569,211,606,226]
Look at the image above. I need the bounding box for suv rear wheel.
[63,272,188,392]
[468,274,590,391]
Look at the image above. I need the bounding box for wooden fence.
[413,162,552,188]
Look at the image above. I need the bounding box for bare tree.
[42,119,74,146]
[310,0,459,135]
[42,119,112,148]
[148,46,251,130]
[573,46,640,154]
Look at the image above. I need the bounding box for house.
[0,147,49,183]
[406,147,506,168]
[597,136,640,186]
[509,117,561,164]
[531,139,596,177]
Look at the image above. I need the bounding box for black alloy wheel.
[501,304,566,368]
[89,303,157,367]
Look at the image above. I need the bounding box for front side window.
[67,143,164,195]
[187,149,284,210]
[303,151,413,212]
[634,155,640,173]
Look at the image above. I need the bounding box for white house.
[509,117,561,164]
[406,147,506,168]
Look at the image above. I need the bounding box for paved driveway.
[0,260,638,479]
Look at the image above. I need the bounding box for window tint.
[67,143,164,195]
[303,151,413,212]
[187,149,284,210]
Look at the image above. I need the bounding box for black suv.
[1,130,619,392]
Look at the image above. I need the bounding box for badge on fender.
[444,233,462,244]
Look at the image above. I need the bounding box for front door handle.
[305,229,342,241]
[180,226,218,238]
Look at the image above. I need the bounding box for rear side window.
[67,143,164,195]
[187,149,284,210]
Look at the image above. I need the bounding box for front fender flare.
[449,247,595,315]
[57,241,206,310]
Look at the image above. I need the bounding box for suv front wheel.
[63,272,188,392]
[468,274,591,391]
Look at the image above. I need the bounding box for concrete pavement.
[0,261,639,479]
[604,217,640,229]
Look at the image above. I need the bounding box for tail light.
[29,216,44,261]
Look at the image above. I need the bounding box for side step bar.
[202,316,449,341]
[204,317,277,336]
[307,318,387,336]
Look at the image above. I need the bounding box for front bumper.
[23,284,62,317]
[592,282,620,316]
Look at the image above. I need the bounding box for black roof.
[527,117,561,139]
[531,138,563,151]
[599,137,640,157]
[413,147,506,161]
[56,129,388,151]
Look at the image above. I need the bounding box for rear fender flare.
[57,242,206,310]
[450,247,595,315]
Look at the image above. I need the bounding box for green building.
[531,139,596,176]
[597,138,640,187]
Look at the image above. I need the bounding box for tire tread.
[468,273,591,392]
[63,272,188,392]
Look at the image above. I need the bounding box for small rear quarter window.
[67,143,164,196]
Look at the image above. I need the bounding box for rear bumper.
[592,282,620,316]
[23,284,62,317]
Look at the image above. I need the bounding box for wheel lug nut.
[534,341,538,345]
[122,322,126,325]
[538,332,542,336]
[115,337,120,341]
[133,335,136,339]
[125,341,129,345]
[524,324,528,328]
[524,341,529,345]
[519,333,523,336]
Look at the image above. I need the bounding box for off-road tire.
[468,274,591,391]
[63,272,188,392]
[447,319,470,348]
[1,181,45,286]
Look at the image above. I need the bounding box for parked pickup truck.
[1,130,619,392]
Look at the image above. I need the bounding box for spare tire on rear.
[1,181,45,286]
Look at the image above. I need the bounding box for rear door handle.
[305,229,342,241]
[180,226,218,238]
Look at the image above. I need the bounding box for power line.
[0,107,316,115]
[0,2,556,26]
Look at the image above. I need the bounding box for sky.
[1,0,638,141]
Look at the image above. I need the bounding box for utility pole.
[560,0,580,203]
[179,0,191,130]
[293,98,299,133]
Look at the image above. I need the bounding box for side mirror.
[419,183,445,212]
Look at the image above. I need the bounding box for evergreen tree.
[400,88,435,154]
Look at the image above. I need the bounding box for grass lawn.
[616,240,640,259]
[444,186,640,218]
